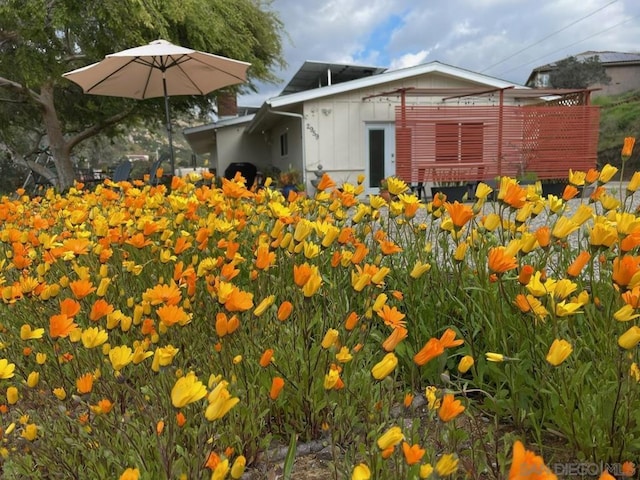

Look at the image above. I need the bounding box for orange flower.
[562,185,580,201]
[621,461,636,477]
[173,236,192,254]
[438,393,465,422]
[76,373,94,394]
[444,201,474,228]
[89,299,114,321]
[378,239,403,255]
[69,279,96,300]
[224,288,254,312]
[351,242,368,264]
[518,265,535,285]
[269,377,285,400]
[259,349,274,367]
[567,251,591,278]
[277,301,293,321]
[255,243,275,270]
[316,173,336,191]
[488,247,518,274]
[503,183,527,209]
[377,305,406,329]
[613,255,640,290]
[157,305,191,327]
[535,226,551,248]
[125,233,153,248]
[59,298,81,317]
[585,168,600,184]
[439,328,464,348]
[344,312,359,331]
[508,440,557,480]
[382,327,408,352]
[293,263,312,287]
[402,441,426,465]
[49,314,78,339]
[622,136,636,159]
[414,337,445,366]
[142,283,182,306]
[176,412,187,427]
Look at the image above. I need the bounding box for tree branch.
[66,107,136,150]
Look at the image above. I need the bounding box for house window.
[537,73,550,88]
[280,132,288,157]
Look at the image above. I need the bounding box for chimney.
[217,91,238,119]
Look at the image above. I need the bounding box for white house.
[183,60,598,194]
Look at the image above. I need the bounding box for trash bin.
[224,162,257,187]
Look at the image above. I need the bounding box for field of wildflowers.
[0,139,639,480]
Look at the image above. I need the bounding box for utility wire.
[481,0,618,73]
[495,13,638,78]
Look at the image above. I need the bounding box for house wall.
[266,114,304,181]
[299,73,523,188]
[215,125,271,178]
[592,64,640,97]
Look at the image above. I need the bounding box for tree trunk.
[39,83,75,190]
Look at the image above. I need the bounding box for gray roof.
[533,51,640,72]
[279,61,387,96]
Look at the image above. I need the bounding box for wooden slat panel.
[395,105,600,183]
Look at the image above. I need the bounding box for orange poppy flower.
[508,440,557,480]
[49,314,78,339]
[444,201,474,228]
[622,136,636,158]
[59,298,81,317]
[438,393,465,422]
[518,265,535,285]
[221,178,254,199]
[351,242,369,264]
[488,247,518,274]
[173,236,192,254]
[439,328,464,348]
[224,288,254,312]
[125,233,153,249]
[69,279,96,300]
[259,349,274,367]
[293,263,312,287]
[157,305,191,327]
[535,226,551,248]
[89,299,114,321]
[562,185,580,201]
[62,238,91,255]
[413,337,445,366]
[76,373,94,394]
[377,305,406,329]
[566,251,591,278]
[613,255,640,290]
[269,377,285,400]
[621,231,640,252]
[277,301,293,321]
[402,442,426,466]
[382,327,408,352]
[378,239,403,255]
[344,312,359,331]
[255,243,275,270]
[502,183,527,209]
[315,173,336,191]
[142,283,182,306]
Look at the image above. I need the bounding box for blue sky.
[238,0,640,107]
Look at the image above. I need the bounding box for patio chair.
[148,159,163,186]
[112,160,132,182]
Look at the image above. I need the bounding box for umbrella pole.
[162,74,175,176]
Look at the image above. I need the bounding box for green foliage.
[549,55,611,89]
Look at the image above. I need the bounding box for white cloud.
[389,50,432,70]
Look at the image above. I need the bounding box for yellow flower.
[618,326,640,350]
[109,345,134,371]
[453,242,468,261]
[171,372,207,408]
[20,324,45,340]
[151,345,179,372]
[627,171,640,193]
[53,387,66,400]
[0,358,16,379]
[336,346,353,363]
[475,182,493,200]
[546,339,572,366]
[119,468,140,480]
[371,352,398,380]
[21,423,38,441]
[485,352,504,363]
[551,217,579,239]
[231,455,246,479]
[425,386,441,410]
[7,386,18,404]
[254,295,275,316]
[212,459,229,480]
[377,426,404,450]
[410,261,431,279]
[555,300,583,317]
[386,177,409,196]
[27,371,39,388]
[457,355,474,374]
[598,164,619,183]
[352,463,371,480]
[614,304,640,322]
[420,463,434,479]
[321,329,339,349]
[568,169,586,186]
[435,453,459,477]
[205,380,239,421]
[81,327,109,349]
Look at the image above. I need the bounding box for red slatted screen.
[395,105,600,183]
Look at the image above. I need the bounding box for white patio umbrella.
[63,39,251,175]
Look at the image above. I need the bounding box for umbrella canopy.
[63,39,251,174]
